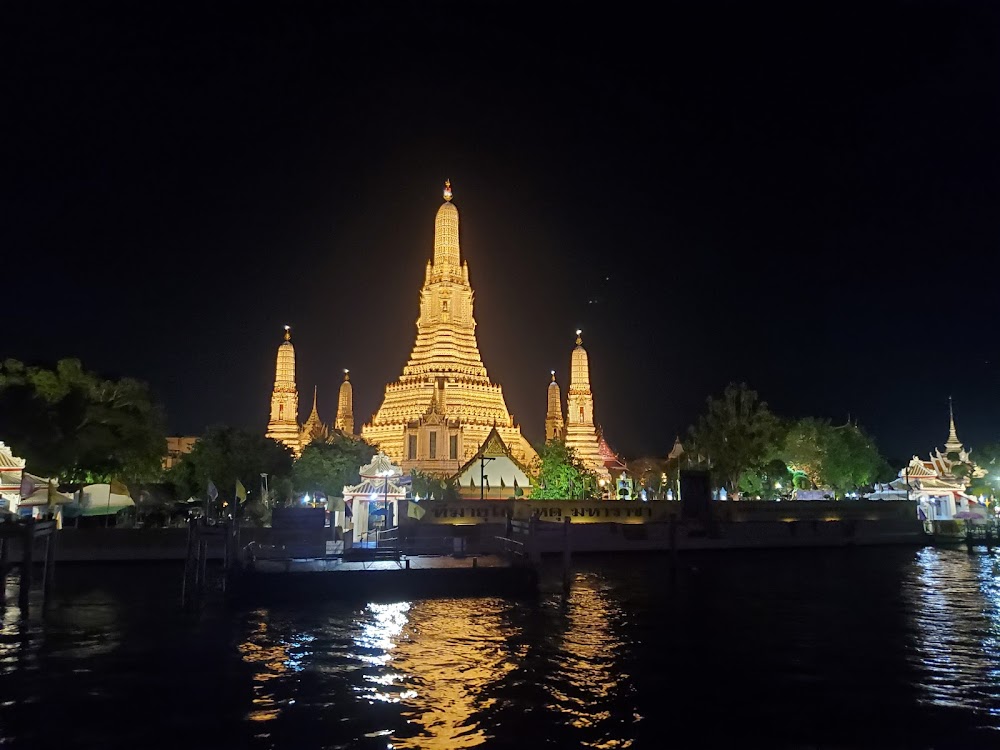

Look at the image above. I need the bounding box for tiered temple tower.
[265,325,302,456]
[362,181,537,475]
[300,386,328,445]
[563,330,610,481]
[335,369,355,435]
[545,370,565,441]
[944,396,963,456]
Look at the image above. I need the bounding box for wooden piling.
[18,518,35,610]
[41,530,57,608]
[197,539,208,595]
[0,535,9,589]
[562,516,572,593]
[181,519,195,608]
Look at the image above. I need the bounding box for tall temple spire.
[336,369,355,435]
[301,385,328,445]
[265,325,302,456]
[944,396,963,455]
[362,183,537,474]
[433,179,461,270]
[545,370,565,442]
[563,330,610,481]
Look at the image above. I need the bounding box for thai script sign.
[412,499,679,525]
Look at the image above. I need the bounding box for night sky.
[4,2,999,463]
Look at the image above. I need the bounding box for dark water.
[3,547,1000,749]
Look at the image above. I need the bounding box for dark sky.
[4,1,999,463]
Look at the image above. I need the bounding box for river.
[2,546,999,748]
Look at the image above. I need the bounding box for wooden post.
[181,519,196,608]
[197,539,208,596]
[42,528,57,608]
[19,518,36,611]
[528,515,541,565]
[562,516,572,593]
[0,536,9,589]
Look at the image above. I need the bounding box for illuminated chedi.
[545,370,564,441]
[362,181,536,475]
[335,369,355,435]
[300,386,328,445]
[265,325,302,456]
[563,330,611,482]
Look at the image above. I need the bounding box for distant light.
[284,324,290,331]
[775,482,782,490]
[576,329,582,336]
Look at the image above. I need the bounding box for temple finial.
[443,179,453,201]
[312,385,318,410]
[343,368,350,382]
[551,369,556,382]
[575,329,583,346]
[283,324,291,341]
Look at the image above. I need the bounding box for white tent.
[78,484,135,516]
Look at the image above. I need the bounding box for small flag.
[207,480,219,502]
[407,502,426,520]
[513,477,523,498]
[235,479,247,503]
[19,474,35,499]
[110,478,129,497]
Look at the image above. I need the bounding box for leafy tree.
[687,383,780,496]
[0,358,166,484]
[819,423,893,494]
[292,434,377,499]
[531,439,599,499]
[166,426,293,516]
[628,456,669,498]
[410,469,460,501]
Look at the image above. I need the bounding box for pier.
[0,518,58,614]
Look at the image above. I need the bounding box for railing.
[494,535,527,562]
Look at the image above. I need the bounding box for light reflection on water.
[6,552,1000,747]
[905,547,1000,715]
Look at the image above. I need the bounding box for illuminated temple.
[362,181,537,475]
[563,331,611,482]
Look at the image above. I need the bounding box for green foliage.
[688,383,780,495]
[531,439,599,499]
[0,358,166,483]
[292,434,377,498]
[818,423,893,493]
[166,426,293,515]
[410,469,460,501]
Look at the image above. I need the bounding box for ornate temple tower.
[944,397,963,456]
[265,325,302,456]
[563,330,610,480]
[300,386,329,446]
[362,181,537,475]
[335,369,355,435]
[545,370,565,442]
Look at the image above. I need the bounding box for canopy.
[76,484,135,516]
[18,485,75,507]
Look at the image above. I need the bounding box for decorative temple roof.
[545,370,564,442]
[335,369,354,435]
[266,324,302,456]
[944,397,964,456]
[453,427,533,498]
[359,452,403,479]
[301,386,328,444]
[0,442,26,471]
[563,329,609,480]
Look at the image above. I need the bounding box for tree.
[0,358,166,484]
[531,439,599,500]
[292,434,377,499]
[410,469,460,501]
[817,423,893,495]
[166,426,293,516]
[628,456,668,498]
[688,383,781,496]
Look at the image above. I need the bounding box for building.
[870,402,986,520]
[454,427,533,499]
[362,181,537,475]
[163,436,198,470]
[265,325,303,456]
[545,371,564,442]
[335,369,355,435]
[562,331,611,482]
[301,386,329,446]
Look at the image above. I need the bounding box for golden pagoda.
[362,181,537,476]
[545,370,565,441]
[265,325,302,456]
[335,369,355,435]
[300,386,329,445]
[563,330,610,481]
